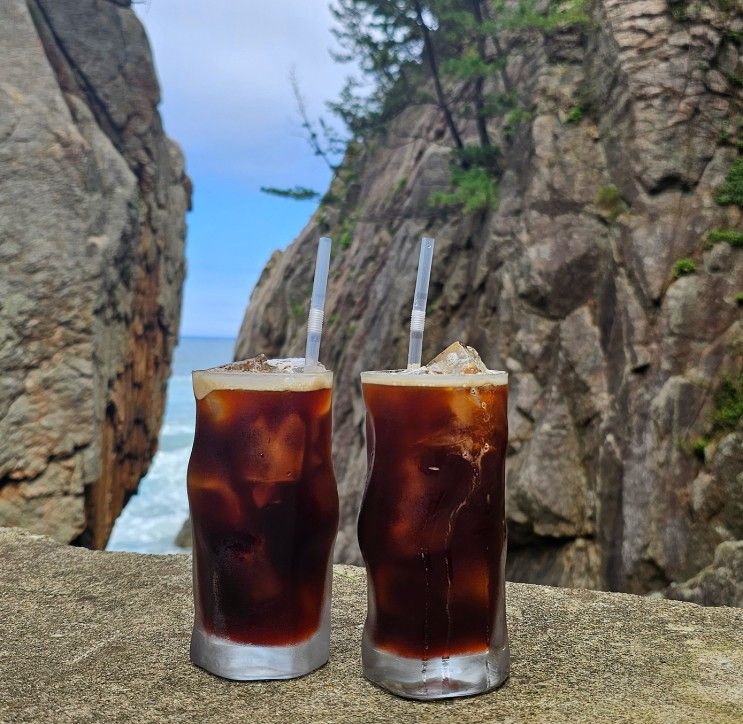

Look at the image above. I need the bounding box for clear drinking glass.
[187,366,338,680]
[358,370,510,699]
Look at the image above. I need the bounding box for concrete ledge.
[0,527,741,723]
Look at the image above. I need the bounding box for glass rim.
[360,370,507,387]
[192,368,333,399]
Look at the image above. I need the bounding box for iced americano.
[188,356,338,680]
[358,343,509,699]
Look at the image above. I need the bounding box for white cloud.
[134,0,352,186]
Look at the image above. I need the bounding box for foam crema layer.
[360,370,508,388]
[192,357,332,399]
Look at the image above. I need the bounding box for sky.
[133,1,351,338]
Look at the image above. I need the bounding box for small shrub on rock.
[708,229,743,247]
[673,258,696,278]
[715,159,743,207]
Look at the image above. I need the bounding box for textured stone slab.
[0,528,741,723]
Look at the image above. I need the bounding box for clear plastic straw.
[407,237,435,369]
[304,236,332,371]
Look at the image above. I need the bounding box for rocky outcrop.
[667,540,743,607]
[0,0,189,548]
[236,1,742,596]
[2,527,742,723]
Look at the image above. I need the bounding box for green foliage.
[328,0,588,145]
[691,438,709,461]
[711,373,743,435]
[736,291,743,306]
[290,301,306,321]
[545,0,590,29]
[596,185,621,206]
[339,229,353,249]
[715,159,743,207]
[430,165,499,214]
[686,373,743,460]
[596,185,625,220]
[503,108,533,139]
[324,0,590,223]
[396,176,408,193]
[332,217,355,252]
[486,0,589,33]
[483,91,519,117]
[670,3,688,23]
[442,50,501,80]
[673,258,696,278]
[260,186,320,201]
[455,144,501,173]
[565,105,584,124]
[320,190,338,206]
[708,229,743,247]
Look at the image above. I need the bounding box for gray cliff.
[0,0,189,548]
[236,0,743,598]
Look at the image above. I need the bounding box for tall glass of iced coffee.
[188,356,339,680]
[358,343,509,699]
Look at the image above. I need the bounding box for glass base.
[190,624,329,681]
[362,632,510,700]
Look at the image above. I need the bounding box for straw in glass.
[304,236,332,371]
[407,236,435,369]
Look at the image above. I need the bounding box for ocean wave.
[161,422,195,436]
[107,446,191,554]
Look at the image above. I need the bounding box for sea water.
[107,337,236,554]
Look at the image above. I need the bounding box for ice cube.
[447,387,484,426]
[218,354,274,373]
[251,482,279,509]
[216,356,324,374]
[242,413,306,483]
[370,563,406,616]
[220,536,283,603]
[189,476,243,529]
[386,457,472,555]
[203,391,233,424]
[452,559,490,609]
[426,342,489,375]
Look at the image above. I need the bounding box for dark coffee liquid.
[358,381,508,659]
[188,385,338,646]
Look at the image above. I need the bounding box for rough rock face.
[667,540,743,607]
[236,1,743,595]
[0,0,189,548]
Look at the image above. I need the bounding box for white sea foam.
[161,422,196,436]
[107,447,191,554]
[107,337,237,554]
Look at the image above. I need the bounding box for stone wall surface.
[0,0,189,547]
[235,0,743,597]
[0,528,741,723]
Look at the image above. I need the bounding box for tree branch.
[412,0,465,152]
[468,0,491,148]
[290,68,339,172]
